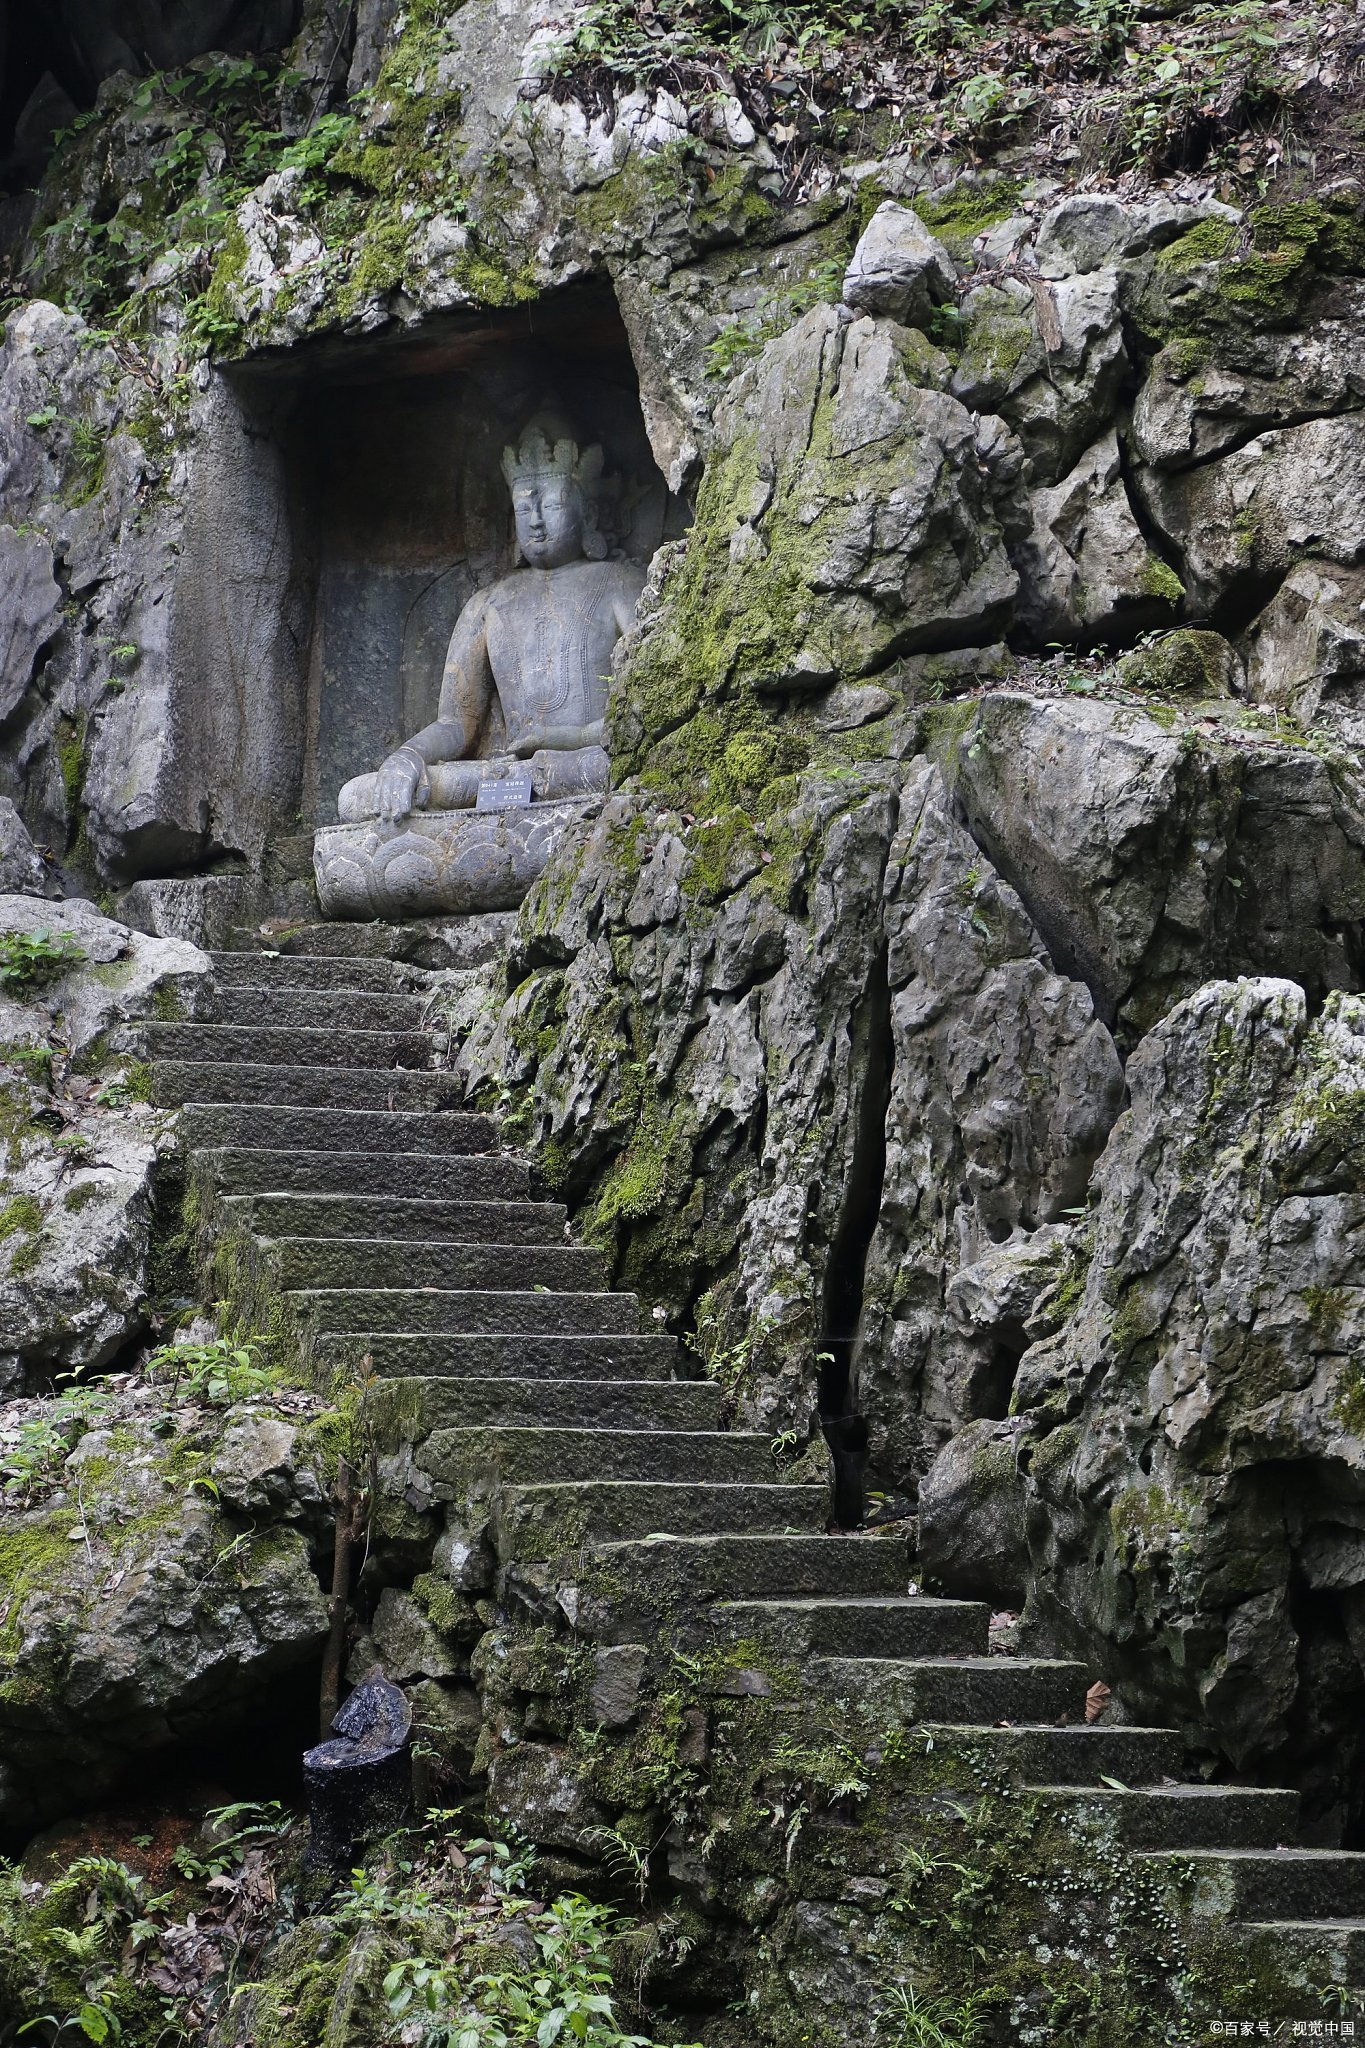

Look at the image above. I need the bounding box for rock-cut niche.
[228,284,682,858]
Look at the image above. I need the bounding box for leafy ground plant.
[143,1336,277,1407]
[0,932,86,994]
[0,1799,302,2048]
[0,1808,707,2048]
[0,1382,111,1502]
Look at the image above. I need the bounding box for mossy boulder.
[1118,628,1240,700]
[1136,412,1365,615]
[0,1388,329,1830]
[1131,198,1365,344]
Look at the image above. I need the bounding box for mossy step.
[290,1287,640,1335]
[232,1194,566,1243]
[209,952,410,991]
[495,1479,829,1547]
[155,1061,461,1111]
[145,1022,433,1069]
[315,1332,679,1379]
[1021,1784,1300,1851]
[809,1655,1089,1723]
[419,1424,773,1489]
[207,987,427,1031]
[588,1533,913,1604]
[182,1105,498,1155]
[897,1723,1185,1785]
[1234,1919,1365,1986]
[203,1148,529,1200]
[372,1375,723,1432]
[1140,1848,1365,1922]
[269,1237,607,1292]
[709,1596,988,1659]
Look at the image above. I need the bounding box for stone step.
[420,1424,773,1489]
[794,1789,1304,1881]
[269,1237,608,1293]
[317,1332,679,1379]
[702,1719,1186,1785]
[181,1106,498,1155]
[710,1596,989,1660]
[1021,1784,1300,1852]
[373,1375,724,1432]
[809,1655,1090,1724]
[145,1022,433,1070]
[1234,1919,1365,1985]
[292,1288,641,1334]
[210,951,410,991]
[497,1479,829,1547]
[225,914,514,966]
[1143,1848,1365,1922]
[208,987,427,1031]
[590,1532,914,1602]
[230,1193,566,1243]
[881,1723,1186,1786]
[203,1148,529,1200]
[155,1062,461,1112]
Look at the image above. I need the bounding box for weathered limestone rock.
[589,1643,649,1728]
[212,1412,314,1515]
[486,1741,605,1853]
[918,1417,1030,1603]
[1116,628,1242,700]
[1012,979,1365,1824]
[0,893,210,1057]
[0,304,309,884]
[0,895,210,1387]
[841,201,956,328]
[950,268,1128,484]
[458,770,903,1437]
[1243,561,1365,721]
[1131,292,1365,472]
[371,1587,462,1682]
[1033,192,1233,279]
[612,305,1022,777]
[0,524,62,724]
[0,798,57,897]
[857,762,1122,1474]
[949,694,1365,1039]
[1011,429,1182,645]
[1136,413,1365,615]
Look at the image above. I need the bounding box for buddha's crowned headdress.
[501,415,605,493]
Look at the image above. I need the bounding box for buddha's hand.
[376,747,428,824]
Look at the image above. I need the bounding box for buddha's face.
[512,476,585,569]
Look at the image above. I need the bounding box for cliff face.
[3,0,1365,2038]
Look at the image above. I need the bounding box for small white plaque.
[475,770,535,812]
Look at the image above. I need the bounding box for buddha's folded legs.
[337,745,609,823]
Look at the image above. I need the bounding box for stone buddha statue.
[315,417,647,920]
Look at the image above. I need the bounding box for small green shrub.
[144,1335,277,1407]
[0,1384,111,1501]
[0,931,86,993]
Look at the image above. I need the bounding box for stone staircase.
[145,937,1365,2021]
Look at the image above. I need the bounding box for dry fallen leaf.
[1085,1680,1112,1724]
